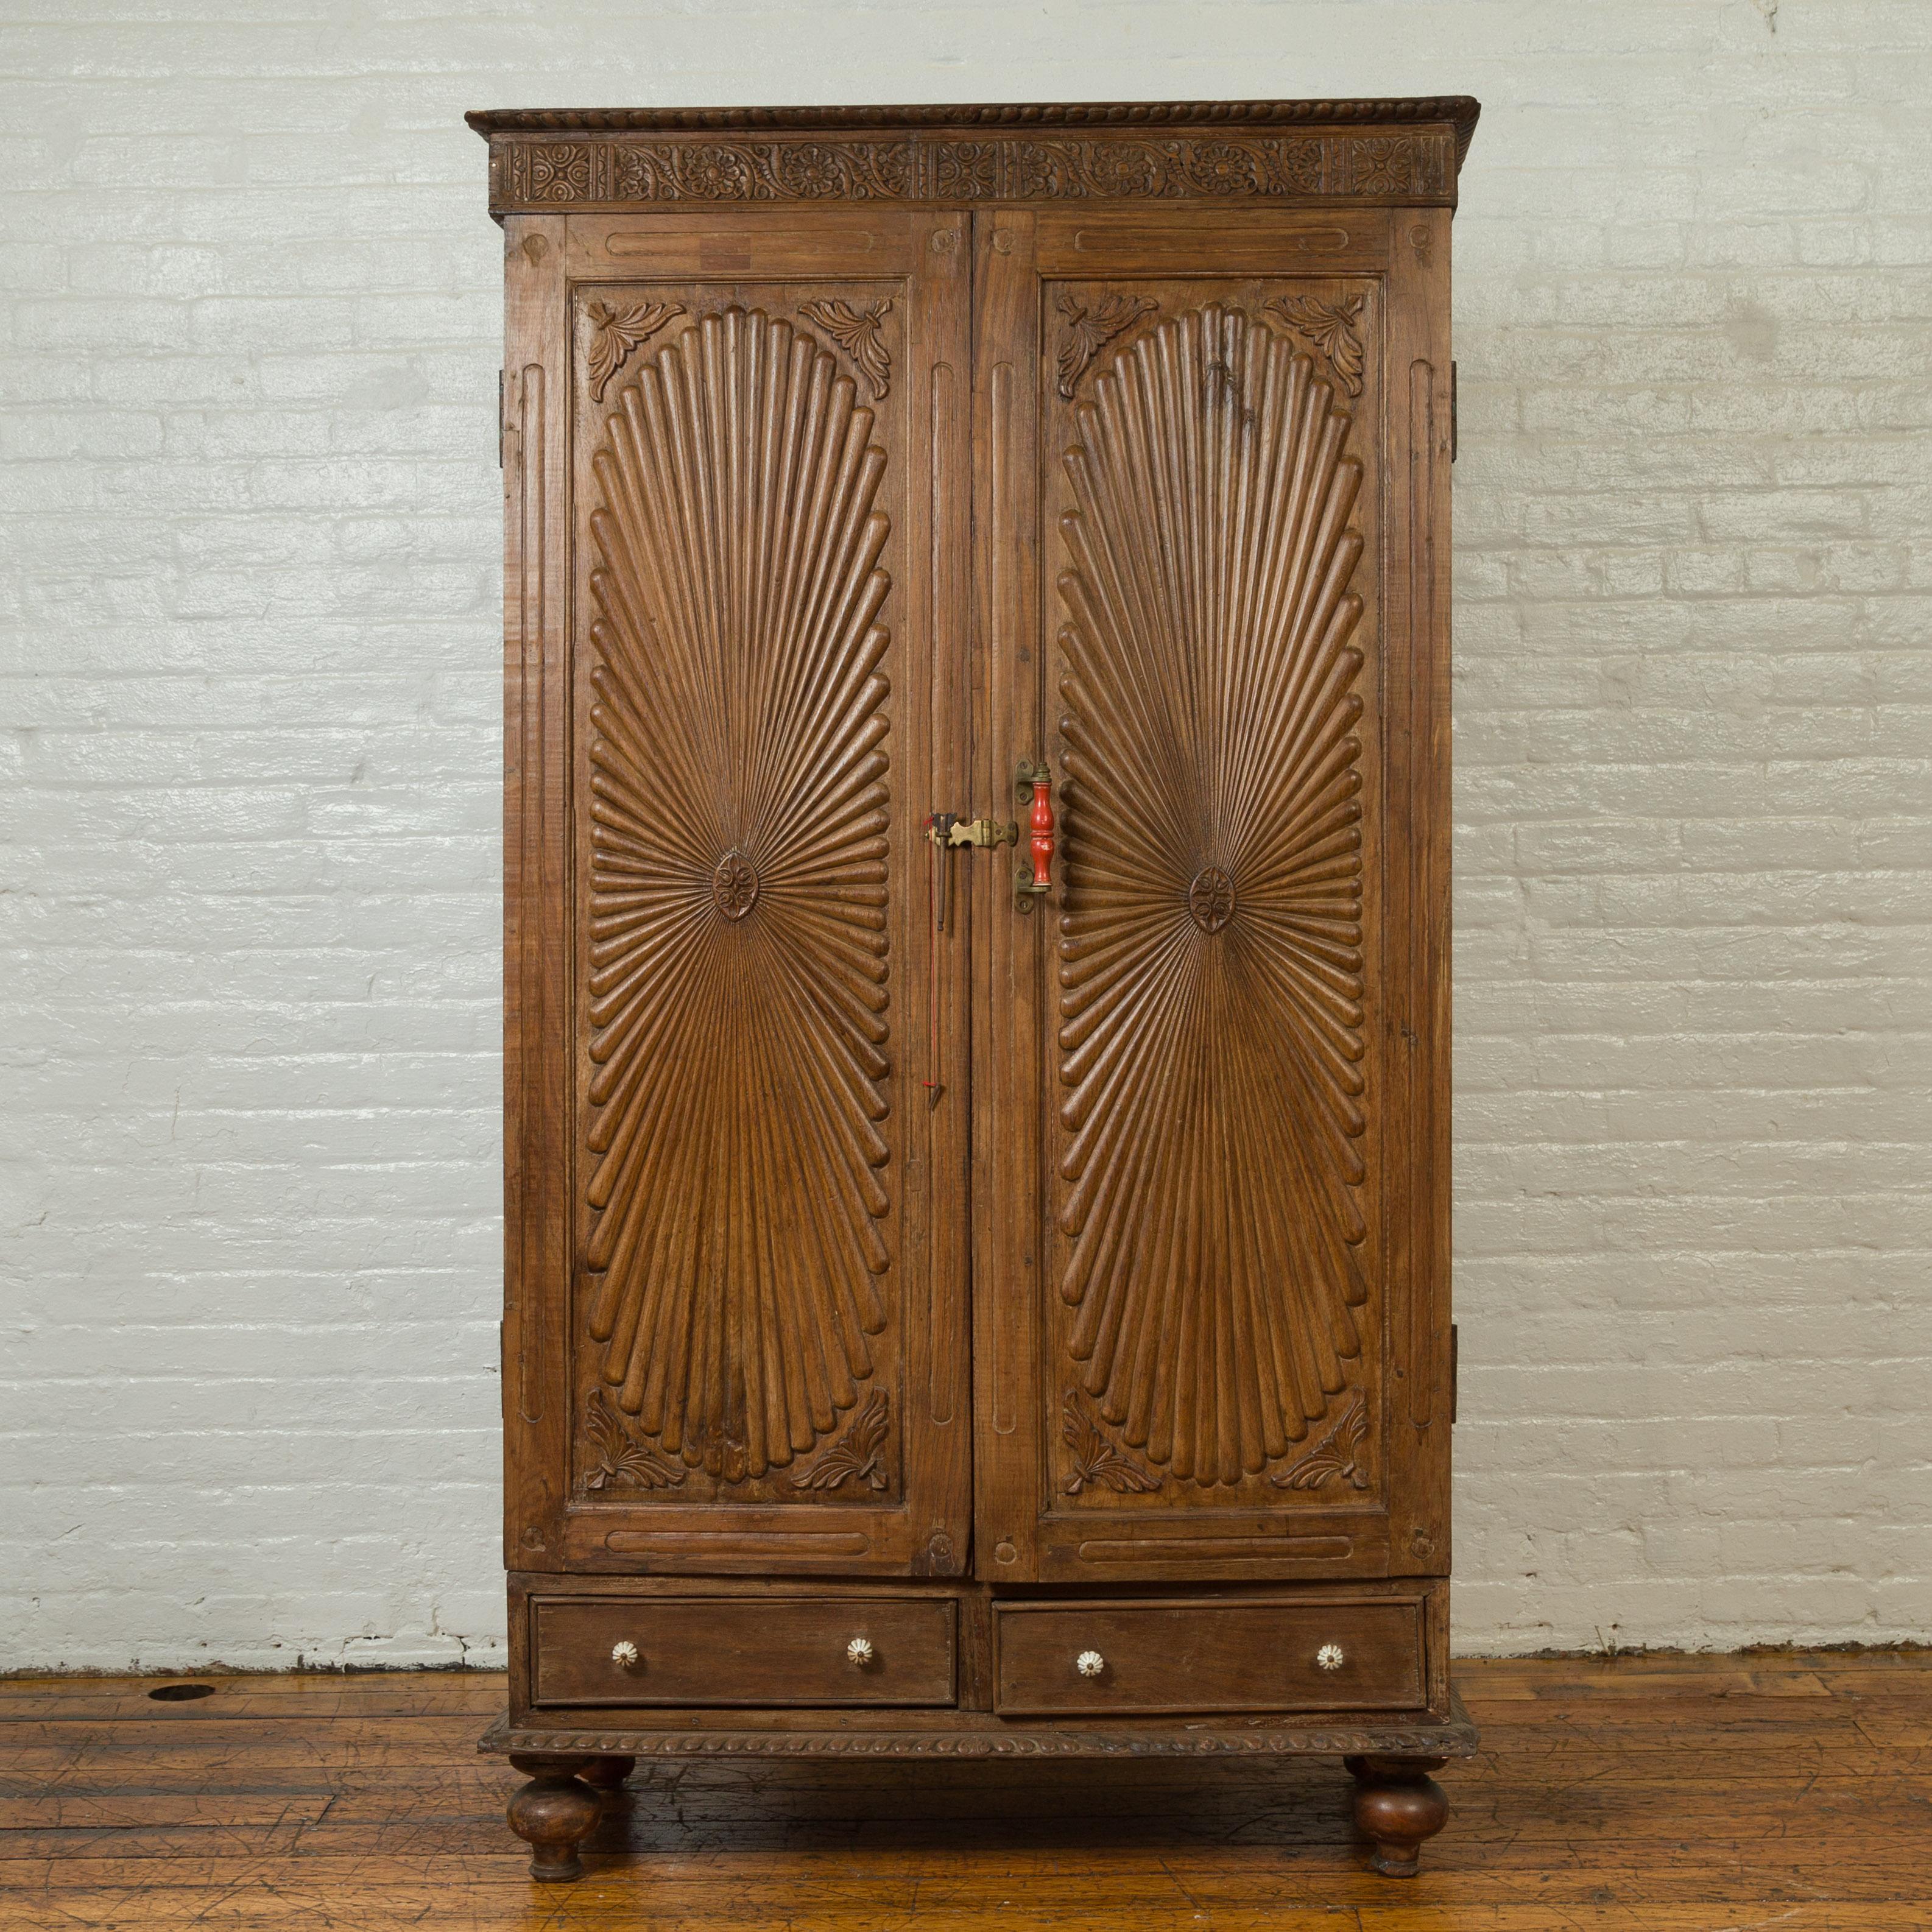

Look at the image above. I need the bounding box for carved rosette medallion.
[1187,866,1236,934]
[580,306,895,1484]
[711,850,760,921]
[1056,305,1370,1487]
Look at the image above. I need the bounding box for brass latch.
[943,816,1017,850]
[925,813,1018,932]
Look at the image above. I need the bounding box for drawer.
[531,1595,957,1708]
[993,1596,1424,1716]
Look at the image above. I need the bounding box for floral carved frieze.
[490,129,1454,211]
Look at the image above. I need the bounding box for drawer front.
[532,1596,957,1708]
[993,1597,1424,1716]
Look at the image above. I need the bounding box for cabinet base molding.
[483,1688,1476,1763]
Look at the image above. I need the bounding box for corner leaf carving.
[1063,1390,1161,1495]
[1264,294,1366,397]
[580,1387,686,1492]
[1271,1392,1370,1491]
[791,1389,890,1492]
[799,298,894,400]
[583,298,685,402]
[1056,292,1157,400]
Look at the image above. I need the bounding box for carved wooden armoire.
[471,97,1479,1881]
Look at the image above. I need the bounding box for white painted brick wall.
[2,1,1927,1670]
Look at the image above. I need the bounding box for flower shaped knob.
[1075,1649,1105,1679]
[1316,1643,1345,1671]
[846,1637,875,1668]
[611,1640,639,1669]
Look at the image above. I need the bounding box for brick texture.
[2,2,1928,1669]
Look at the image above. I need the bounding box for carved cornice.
[467,99,1480,166]
[471,101,1477,214]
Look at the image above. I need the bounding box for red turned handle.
[1015,759,1054,909]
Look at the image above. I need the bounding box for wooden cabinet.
[472,97,1479,1884]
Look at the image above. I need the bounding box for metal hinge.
[1449,1323,1458,1425]
[1450,362,1458,464]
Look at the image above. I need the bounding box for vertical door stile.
[911,208,973,1576]
[971,208,1044,1581]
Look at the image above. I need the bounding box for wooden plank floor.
[1,1652,1926,1929]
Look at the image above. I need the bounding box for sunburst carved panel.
[1054,302,1370,1488]
[581,304,895,1484]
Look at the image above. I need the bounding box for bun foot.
[506,1754,602,1881]
[1347,1753,1450,1878]
[580,1754,635,1793]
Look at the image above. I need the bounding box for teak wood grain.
[4,1655,1929,1927]
[483,99,1475,1883]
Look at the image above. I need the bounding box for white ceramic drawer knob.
[846,1637,875,1668]
[610,1640,639,1669]
[1075,1649,1105,1679]
[1316,1643,1345,1671]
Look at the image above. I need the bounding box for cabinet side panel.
[1382,211,1454,1575]
[502,215,573,1570]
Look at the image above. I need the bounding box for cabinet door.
[971,206,1452,1584]
[504,208,974,1576]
